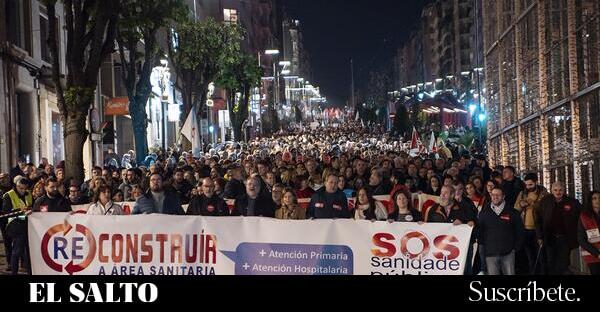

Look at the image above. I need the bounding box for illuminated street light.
[469,104,477,114]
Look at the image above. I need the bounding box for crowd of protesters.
[0,121,598,276]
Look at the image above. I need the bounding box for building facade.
[483,0,600,200]
[390,0,485,133]
[394,0,484,93]
[0,0,91,172]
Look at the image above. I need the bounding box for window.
[483,1,498,51]
[39,4,58,63]
[522,119,543,174]
[485,49,501,135]
[7,0,32,54]
[501,0,515,33]
[504,128,519,167]
[545,0,570,104]
[547,105,572,167]
[490,137,502,166]
[519,10,540,117]
[224,9,238,24]
[500,30,517,126]
[578,89,600,159]
[575,0,599,90]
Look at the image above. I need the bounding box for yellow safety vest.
[4,189,32,223]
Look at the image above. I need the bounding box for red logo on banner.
[40,220,96,275]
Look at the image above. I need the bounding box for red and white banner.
[28,213,472,275]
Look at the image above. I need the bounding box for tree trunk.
[129,96,149,165]
[63,112,88,185]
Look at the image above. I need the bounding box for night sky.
[283,0,427,107]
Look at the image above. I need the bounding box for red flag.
[410,127,419,150]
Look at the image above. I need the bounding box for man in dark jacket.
[187,178,228,216]
[223,165,245,200]
[501,166,525,209]
[132,173,184,215]
[9,156,27,182]
[1,177,32,273]
[536,181,581,275]
[67,184,89,205]
[478,187,525,275]
[171,168,192,205]
[424,185,476,225]
[32,177,71,212]
[368,169,391,196]
[233,176,275,217]
[307,174,350,219]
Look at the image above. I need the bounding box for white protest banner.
[29,213,472,275]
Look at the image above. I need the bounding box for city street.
[0,0,598,281]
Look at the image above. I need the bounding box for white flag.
[181,105,202,158]
[428,131,437,154]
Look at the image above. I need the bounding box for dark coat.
[187,194,228,216]
[478,202,525,257]
[132,190,184,215]
[223,179,245,200]
[307,189,350,219]
[32,194,71,212]
[536,194,581,249]
[233,194,276,217]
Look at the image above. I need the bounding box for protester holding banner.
[132,173,184,215]
[578,191,600,275]
[478,187,524,275]
[353,187,388,221]
[306,174,350,219]
[32,177,71,213]
[233,176,276,217]
[87,185,124,215]
[424,185,476,225]
[275,188,305,220]
[187,177,228,216]
[388,189,422,223]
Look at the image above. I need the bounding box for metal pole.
[474,0,483,147]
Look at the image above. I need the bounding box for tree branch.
[116,35,135,96]
[46,1,66,115]
[64,0,75,86]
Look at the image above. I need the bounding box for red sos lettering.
[371,232,460,260]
